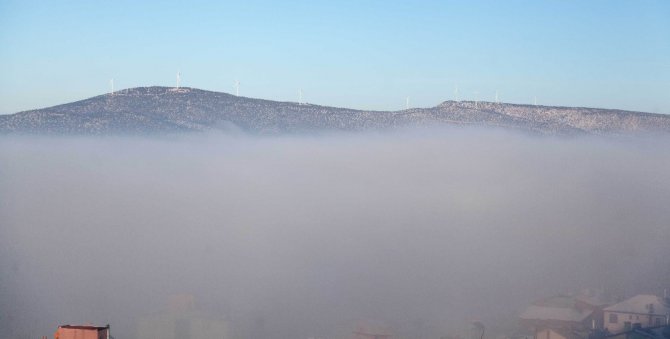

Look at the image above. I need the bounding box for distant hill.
[1,86,669,135]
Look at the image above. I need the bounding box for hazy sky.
[0,0,669,114]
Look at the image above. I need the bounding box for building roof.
[520,305,593,322]
[535,295,576,308]
[575,289,617,307]
[354,320,392,337]
[58,325,109,331]
[603,295,670,315]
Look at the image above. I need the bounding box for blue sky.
[0,0,668,114]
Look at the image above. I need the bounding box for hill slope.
[1,86,668,135]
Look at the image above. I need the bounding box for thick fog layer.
[1,129,670,339]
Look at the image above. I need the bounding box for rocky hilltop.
[1,86,668,135]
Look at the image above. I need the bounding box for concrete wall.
[603,311,667,333]
[536,328,567,339]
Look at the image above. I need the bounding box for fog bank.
[1,128,669,339]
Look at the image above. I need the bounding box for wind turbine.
[298,89,303,105]
[406,96,410,110]
[474,91,479,109]
[234,80,240,96]
[454,85,459,101]
[176,72,181,89]
[495,90,499,104]
[110,79,114,95]
[534,96,537,106]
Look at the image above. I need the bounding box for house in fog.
[353,320,392,339]
[520,294,594,331]
[603,295,670,333]
[54,324,110,339]
[137,294,230,339]
[574,289,618,329]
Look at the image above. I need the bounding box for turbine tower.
[454,85,459,101]
[406,96,410,110]
[176,72,181,89]
[234,80,240,96]
[110,79,114,95]
[474,91,479,109]
[298,89,303,105]
[534,96,537,106]
[495,90,499,104]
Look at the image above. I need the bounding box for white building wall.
[603,311,667,333]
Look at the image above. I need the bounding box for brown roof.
[604,295,670,315]
[520,305,593,322]
[58,325,109,330]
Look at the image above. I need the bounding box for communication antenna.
[474,91,479,109]
[454,85,459,101]
[234,80,240,96]
[495,90,499,104]
[534,96,537,106]
[406,96,410,110]
[110,79,114,95]
[298,89,303,105]
[176,72,181,89]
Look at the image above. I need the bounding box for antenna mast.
[234,80,240,96]
[495,90,499,104]
[454,85,459,101]
[534,96,537,106]
[298,89,303,105]
[406,96,410,110]
[110,79,114,95]
[176,72,181,89]
[474,91,479,109]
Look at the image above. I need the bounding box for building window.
[609,314,618,323]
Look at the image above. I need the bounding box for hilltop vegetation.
[1,86,668,135]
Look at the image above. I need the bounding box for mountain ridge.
[1,86,669,135]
